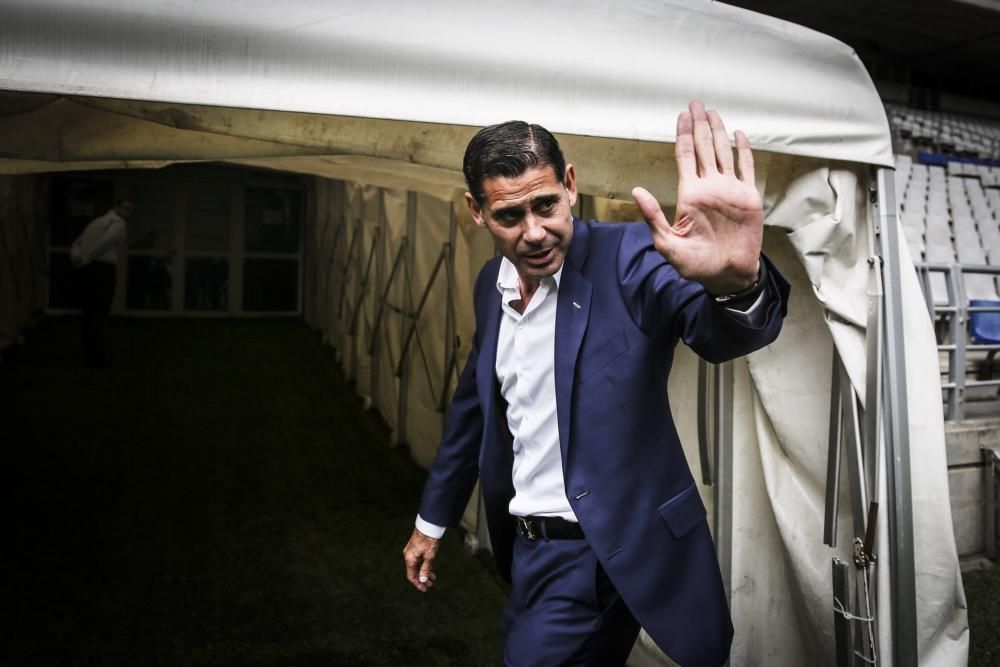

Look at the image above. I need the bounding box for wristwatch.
[711,257,767,311]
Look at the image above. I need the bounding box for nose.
[522,215,546,243]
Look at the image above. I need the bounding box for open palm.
[632,100,763,296]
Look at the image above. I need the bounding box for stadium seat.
[926,219,952,246]
[929,272,952,305]
[969,299,1000,378]
[957,245,1000,300]
[953,215,978,238]
[902,224,925,255]
[980,222,1000,251]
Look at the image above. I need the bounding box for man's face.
[466,164,577,285]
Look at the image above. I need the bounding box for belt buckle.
[517,516,537,541]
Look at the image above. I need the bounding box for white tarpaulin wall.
[298,163,968,667]
[0,0,968,664]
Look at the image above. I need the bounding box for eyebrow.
[491,194,561,218]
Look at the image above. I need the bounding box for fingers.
[419,559,435,587]
[688,100,717,176]
[403,531,439,593]
[631,186,671,232]
[678,101,753,184]
[735,130,755,184]
[405,551,434,592]
[707,110,734,175]
[675,110,697,180]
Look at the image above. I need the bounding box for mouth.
[522,247,556,267]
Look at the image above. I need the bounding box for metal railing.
[984,446,1000,560]
[914,262,1000,420]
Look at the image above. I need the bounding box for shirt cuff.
[415,514,447,539]
[723,288,768,327]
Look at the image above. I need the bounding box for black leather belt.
[515,515,585,541]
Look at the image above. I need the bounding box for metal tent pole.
[396,191,418,447]
[712,360,734,600]
[874,166,918,666]
[368,193,385,399]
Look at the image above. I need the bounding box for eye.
[494,209,523,225]
[534,199,557,214]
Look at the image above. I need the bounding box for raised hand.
[632,100,763,296]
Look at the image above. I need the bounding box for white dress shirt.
[415,255,768,540]
[494,258,574,521]
[71,210,126,265]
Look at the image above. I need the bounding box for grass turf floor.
[3,317,506,666]
[4,316,1000,665]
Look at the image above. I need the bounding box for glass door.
[241,187,302,313]
[183,184,233,313]
[123,181,177,312]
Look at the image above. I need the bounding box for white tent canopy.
[0,1,965,666]
[0,0,892,168]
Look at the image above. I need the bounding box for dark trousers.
[79,262,116,366]
[501,532,641,667]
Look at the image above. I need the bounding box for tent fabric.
[0,0,964,664]
[300,165,967,666]
[0,0,892,167]
[0,92,743,208]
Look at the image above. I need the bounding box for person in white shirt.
[402,102,789,666]
[71,198,134,367]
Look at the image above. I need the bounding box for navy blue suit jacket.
[419,218,790,666]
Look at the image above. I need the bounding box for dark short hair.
[463,121,567,205]
[114,197,135,208]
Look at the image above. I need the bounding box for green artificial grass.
[6,316,1000,665]
[3,317,505,666]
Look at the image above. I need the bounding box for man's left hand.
[632,100,763,296]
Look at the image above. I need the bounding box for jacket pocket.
[577,330,629,384]
[657,483,706,538]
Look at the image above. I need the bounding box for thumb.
[631,187,671,231]
[418,556,434,583]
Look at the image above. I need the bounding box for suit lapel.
[474,259,510,491]
[554,220,592,465]
[476,261,503,424]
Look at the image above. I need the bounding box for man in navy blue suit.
[403,100,789,666]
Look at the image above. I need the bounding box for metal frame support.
[698,358,733,599]
[824,349,871,546]
[697,359,713,485]
[874,166,918,666]
[712,361,734,600]
[984,446,999,560]
[349,225,381,335]
[336,219,361,320]
[323,219,345,301]
[824,351,844,547]
[945,264,966,420]
[368,195,387,401]
[832,558,854,667]
[825,344,881,666]
[864,248,884,505]
[440,204,460,415]
[396,191,419,447]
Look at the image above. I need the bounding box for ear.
[465,192,486,228]
[563,164,578,207]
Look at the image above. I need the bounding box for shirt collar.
[496,256,563,294]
